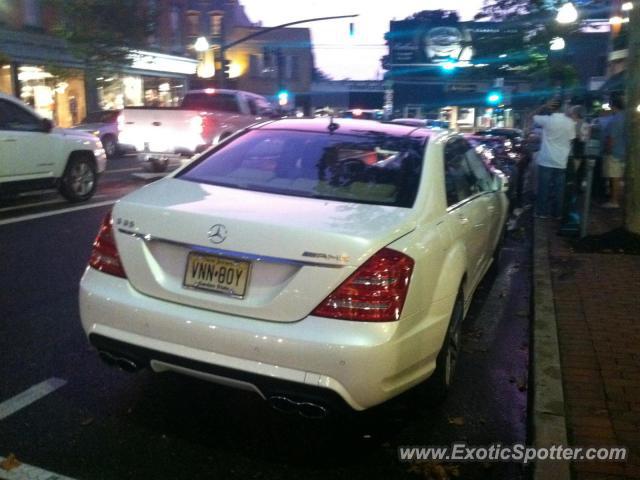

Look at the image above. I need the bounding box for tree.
[625,1,640,234]
[45,0,157,68]
[473,0,605,94]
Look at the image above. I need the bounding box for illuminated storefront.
[16,65,87,127]
[95,51,197,110]
[1,29,197,126]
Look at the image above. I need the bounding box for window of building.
[23,0,42,27]
[284,55,299,80]
[249,54,262,78]
[0,64,14,95]
[186,11,200,37]
[170,5,182,51]
[209,11,223,37]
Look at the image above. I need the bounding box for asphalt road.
[0,158,532,480]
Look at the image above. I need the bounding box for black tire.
[145,157,169,173]
[101,134,118,158]
[59,154,98,202]
[426,289,465,403]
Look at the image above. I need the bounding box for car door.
[459,141,501,275]
[442,137,492,290]
[0,99,55,181]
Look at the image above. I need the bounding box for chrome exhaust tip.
[115,357,141,372]
[98,351,140,372]
[98,350,117,366]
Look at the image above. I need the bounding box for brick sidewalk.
[547,207,640,479]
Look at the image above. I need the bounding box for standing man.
[529,99,576,218]
[602,96,627,208]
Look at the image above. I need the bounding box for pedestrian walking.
[602,95,627,208]
[529,99,576,219]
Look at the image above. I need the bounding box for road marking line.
[0,195,106,214]
[0,456,77,480]
[0,378,67,421]
[0,201,114,226]
[104,167,142,174]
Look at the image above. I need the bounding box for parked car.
[0,93,107,202]
[72,110,122,158]
[339,109,384,120]
[391,118,450,129]
[80,118,508,416]
[118,89,275,172]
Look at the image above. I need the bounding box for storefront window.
[97,74,184,109]
[17,65,86,127]
[143,76,184,107]
[0,64,14,95]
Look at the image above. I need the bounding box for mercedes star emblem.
[208,224,227,244]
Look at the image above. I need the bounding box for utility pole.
[625,1,640,234]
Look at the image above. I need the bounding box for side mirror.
[41,118,54,133]
[493,170,509,193]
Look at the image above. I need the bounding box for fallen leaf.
[81,417,94,426]
[0,454,21,471]
[517,379,528,392]
[448,416,465,426]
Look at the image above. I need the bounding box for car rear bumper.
[79,268,453,411]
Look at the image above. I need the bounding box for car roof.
[255,118,433,141]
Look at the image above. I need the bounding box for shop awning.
[0,28,85,68]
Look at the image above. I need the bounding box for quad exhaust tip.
[98,350,141,373]
[268,396,328,419]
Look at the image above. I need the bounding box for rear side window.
[179,129,426,208]
[0,100,42,131]
[182,93,240,113]
[444,138,493,206]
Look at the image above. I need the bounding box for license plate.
[183,252,251,298]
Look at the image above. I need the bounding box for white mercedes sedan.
[80,118,508,417]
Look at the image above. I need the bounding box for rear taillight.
[190,115,204,136]
[89,212,127,278]
[311,248,414,322]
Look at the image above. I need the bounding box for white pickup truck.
[0,93,107,202]
[118,89,275,172]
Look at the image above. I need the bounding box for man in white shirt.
[530,99,576,218]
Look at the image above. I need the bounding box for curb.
[532,218,571,480]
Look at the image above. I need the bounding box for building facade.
[0,0,314,124]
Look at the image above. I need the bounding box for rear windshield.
[181,93,240,113]
[179,129,426,208]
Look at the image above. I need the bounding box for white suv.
[0,93,107,202]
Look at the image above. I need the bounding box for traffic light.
[277,89,289,106]
[441,60,457,72]
[349,22,355,38]
[487,91,503,105]
[222,59,231,78]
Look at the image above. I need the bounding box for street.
[0,154,532,480]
